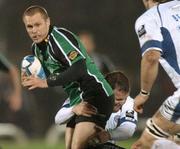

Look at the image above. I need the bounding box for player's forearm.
[47,59,86,87]
[140,51,160,93]
[9,66,22,96]
[108,122,136,141]
[55,107,74,124]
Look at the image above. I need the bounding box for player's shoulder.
[135,5,159,26]
[52,26,74,36]
[123,96,134,107]
[121,96,136,114]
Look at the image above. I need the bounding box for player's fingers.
[86,103,97,112]
[28,85,36,90]
[94,125,104,132]
[85,110,97,115]
[22,80,31,87]
[81,107,96,115]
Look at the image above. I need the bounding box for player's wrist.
[140,89,150,96]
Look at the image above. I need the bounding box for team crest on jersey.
[138,25,146,38]
[68,51,78,60]
[126,110,134,119]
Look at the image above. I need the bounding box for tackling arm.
[55,106,75,125]
[108,122,137,141]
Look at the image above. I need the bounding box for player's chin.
[32,38,43,43]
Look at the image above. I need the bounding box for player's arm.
[47,59,86,87]
[95,119,137,143]
[22,58,86,89]
[108,121,137,141]
[47,28,87,87]
[0,54,22,111]
[55,100,97,125]
[139,50,160,94]
[55,100,75,125]
[134,14,162,113]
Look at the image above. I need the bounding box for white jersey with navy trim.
[135,0,180,88]
[135,0,180,124]
[105,96,138,141]
[55,96,138,142]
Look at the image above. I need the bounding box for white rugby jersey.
[105,96,137,141]
[55,96,138,141]
[135,0,180,88]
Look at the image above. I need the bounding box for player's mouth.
[32,35,39,40]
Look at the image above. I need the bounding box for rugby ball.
[21,55,46,79]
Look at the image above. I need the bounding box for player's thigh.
[71,121,97,149]
[65,127,74,149]
[153,91,180,134]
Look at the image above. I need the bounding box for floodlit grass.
[0,139,65,149]
[118,137,138,148]
[0,137,138,149]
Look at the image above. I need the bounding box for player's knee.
[145,118,171,139]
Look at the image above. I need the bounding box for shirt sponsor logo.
[68,51,78,60]
[138,25,146,38]
[126,110,134,119]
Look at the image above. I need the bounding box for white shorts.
[151,139,180,149]
[159,88,180,124]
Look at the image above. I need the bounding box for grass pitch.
[0,137,138,149]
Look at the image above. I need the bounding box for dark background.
[0,0,175,137]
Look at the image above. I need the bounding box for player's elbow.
[113,122,137,141]
[143,50,160,64]
[122,126,136,139]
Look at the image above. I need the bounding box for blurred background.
[0,0,175,146]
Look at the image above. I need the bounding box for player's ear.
[46,17,50,26]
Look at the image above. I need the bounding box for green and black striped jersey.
[32,26,113,106]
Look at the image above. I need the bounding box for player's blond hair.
[22,5,49,20]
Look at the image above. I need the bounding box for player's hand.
[21,71,28,83]
[97,130,111,143]
[131,139,143,149]
[93,125,111,143]
[72,102,97,117]
[133,93,149,114]
[22,75,48,90]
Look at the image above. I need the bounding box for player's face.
[113,87,128,112]
[142,0,154,9]
[23,13,50,43]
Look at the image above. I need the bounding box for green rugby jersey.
[32,26,113,106]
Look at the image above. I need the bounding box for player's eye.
[34,23,41,27]
[27,25,33,29]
